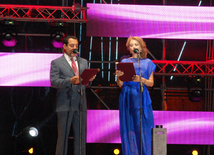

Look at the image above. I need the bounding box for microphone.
[73,49,79,54]
[134,48,139,53]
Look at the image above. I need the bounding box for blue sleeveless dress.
[119,58,156,155]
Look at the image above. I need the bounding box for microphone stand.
[137,52,144,155]
[76,55,84,155]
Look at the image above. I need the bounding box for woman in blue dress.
[115,36,156,155]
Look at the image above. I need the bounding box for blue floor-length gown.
[119,58,156,155]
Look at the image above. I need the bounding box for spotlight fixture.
[187,76,204,102]
[113,148,120,155]
[15,126,39,154]
[50,22,67,49]
[186,149,199,155]
[55,33,62,42]
[1,20,18,47]
[1,31,17,47]
[28,127,39,137]
[5,32,12,40]
[21,126,39,138]
[52,31,65,48]
[192,150,198,155]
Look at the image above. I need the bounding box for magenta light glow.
[2,39,17,47]
[87,110,214,145]
[86,4,214,39]
[52,40,63,48]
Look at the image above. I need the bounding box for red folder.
[80,68,100,85]
[117,62,136,81]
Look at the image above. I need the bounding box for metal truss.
[153,60,214,76]
[0,4,87,23]
[88,60,214,111]
[89,60,214,76]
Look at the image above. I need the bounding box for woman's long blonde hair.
[126,36,147,58]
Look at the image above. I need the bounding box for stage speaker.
[152,125,167,155]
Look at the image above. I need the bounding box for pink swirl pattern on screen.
[87,110,214,144]
[0,52,62,86]
[86,4,214,39]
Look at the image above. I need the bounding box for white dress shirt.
[64,53,79,70]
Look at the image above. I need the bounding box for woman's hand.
[132,73,154,87]
[115,70,124,77]
[132,75,144,82]
[115,70,124,87]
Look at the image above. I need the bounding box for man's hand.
[70,76,81,85]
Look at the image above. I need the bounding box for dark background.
[0,0,214,155]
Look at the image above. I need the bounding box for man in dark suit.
[50,35,95,155]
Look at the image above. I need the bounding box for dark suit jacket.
[50,55,88,112]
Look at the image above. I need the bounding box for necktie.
[71,58,79,76]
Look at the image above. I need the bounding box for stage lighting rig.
[17,126,39,140]
[187,76,204,102]
[52,31,65,48]
[50,22,67,48]
[2,31,17,47]
[14,126,39,154]
[1,20,18,47]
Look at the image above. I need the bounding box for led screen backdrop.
[1,52,214,145]
[87,110,214,145]
[86,3,214,39]
[0,52,62,87]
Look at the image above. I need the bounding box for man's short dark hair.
[63,36,78,45]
